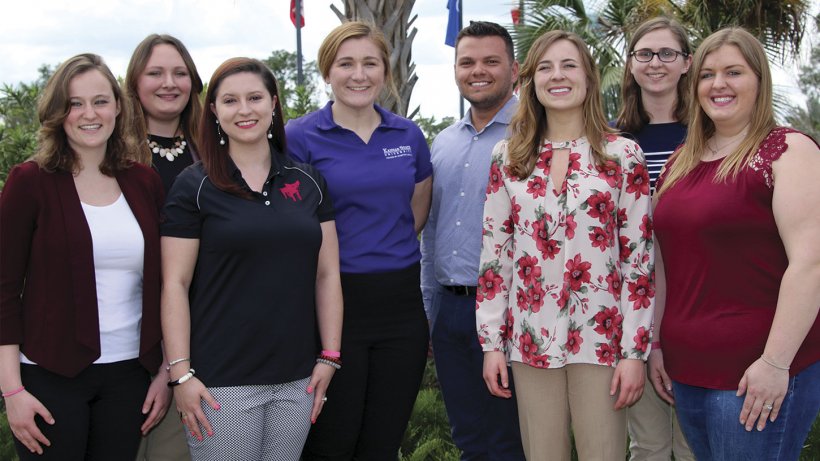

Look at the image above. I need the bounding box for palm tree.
[514,0,813,118]
[331,0,419,117]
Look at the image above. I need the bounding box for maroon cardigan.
[0,161,164,377]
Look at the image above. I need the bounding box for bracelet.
[317,354,342,366]
[317,358,341,370]
[650,341,661,352]
[760,355,790,371]
[321,350,341,359]
[168,368,196,387]
[1,386,25,398]
[165,357,191,371]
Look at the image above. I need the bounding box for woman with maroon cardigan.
[0,54,167,460]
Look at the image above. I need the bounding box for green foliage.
[262,50,322,121]
[0,402,18,461]
[413,113,456,147]
[785,22,820,140]
[400,361,460,461]
[0,66,52,188]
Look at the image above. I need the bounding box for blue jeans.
[431,286,525,461]
[672,360,820,461]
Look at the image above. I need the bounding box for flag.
[445,0,460,47]
[291,0,305,28]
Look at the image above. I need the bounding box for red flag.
[290,0,305,28]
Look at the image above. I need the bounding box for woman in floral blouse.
[477,30,654,460]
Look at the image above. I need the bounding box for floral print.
[476,136,655,368]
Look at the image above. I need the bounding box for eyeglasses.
[630,48,688,63]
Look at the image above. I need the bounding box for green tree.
[785,15,820,140]
[0,65,53,187]
[261,50,322,121]
[513,0,813,119]
[413,113,456,147]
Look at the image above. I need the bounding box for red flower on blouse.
[478,268,504,302]
[588,226,611,252]
[527,284,546,313]
[533,219,560,260]
[619,235,633,262]
[501,307,515,340]
[564,254,592,291]
[597,159,622,188]
[633,326,651,353]
[605,269,622,297]
[640,214,653,241]
[596,342,617,366]
[527,176,547,198]
[565,213,577,239]
[487,162,504,194]
[517,254,542,286]
[586,191,615,224]
[536,147,553,173]
[593,306,623,339]
[519,331,538,362]
[516,287,529,312]
[626,163,650,198]
[627,275,654,310]
[565,328,583,355]
[529,353,550,368]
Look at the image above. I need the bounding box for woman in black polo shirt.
[160,57,343,461]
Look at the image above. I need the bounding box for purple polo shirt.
[286,102,432,274]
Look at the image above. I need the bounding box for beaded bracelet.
[317,358,342,370]
[168,368,196,387]
[165,357,191,371]
[318,354,342,365]
[1,386,25,398]
[321,350,341,359]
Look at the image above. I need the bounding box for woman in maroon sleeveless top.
[651,27,820,460]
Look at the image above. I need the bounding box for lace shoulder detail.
[749,127,800,189]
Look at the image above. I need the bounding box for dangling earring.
[267,111,275,139]
[216,120,226,146]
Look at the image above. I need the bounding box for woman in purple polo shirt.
[286,20,433,461]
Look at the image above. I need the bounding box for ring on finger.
[764,403,774,411]
[322,396,328,402]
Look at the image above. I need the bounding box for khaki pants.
[511,362,626,461]
[627,379,694,461]
[135,395,191,461]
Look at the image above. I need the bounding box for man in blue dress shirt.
[420,21,525,460]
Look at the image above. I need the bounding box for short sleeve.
[285,120,309,163]
[160,165,205,239]
[412,125,433,182]
[311,165,335,223]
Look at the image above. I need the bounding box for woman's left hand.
[737,358,789,431]
[611,358,645,409]
[140,369,172,435]
[306,363,335,424]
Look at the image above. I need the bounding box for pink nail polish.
[214,403,221,410]
[307,386,313,393]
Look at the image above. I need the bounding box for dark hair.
[615,17,691,132]
[125,34,203,155]
[35,53,139,175]
[455,21,515,63]
[199,57,286,198]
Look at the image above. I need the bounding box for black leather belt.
[443,285,477,296]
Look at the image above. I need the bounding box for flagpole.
[295,0,304,86]
[458,0,464,119]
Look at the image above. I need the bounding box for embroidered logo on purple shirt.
[382,145,413,159]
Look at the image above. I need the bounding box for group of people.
[0,14,817,461]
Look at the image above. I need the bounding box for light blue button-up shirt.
[420,97,518,320]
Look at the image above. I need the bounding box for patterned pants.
[186,377,312,461]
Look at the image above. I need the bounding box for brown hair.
[657,27,775,196]
[615,17,691,133]
[125,34,203,157]
[34,53,139,175]
[507,30,614,178]
[317,21,399,104]
[199,57,286,198]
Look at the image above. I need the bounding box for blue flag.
[445,0,460,47]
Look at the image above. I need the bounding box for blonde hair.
[34,53,140,175]
[507,30,614,178]
[317,21,399,105]
[657,27,775,196]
